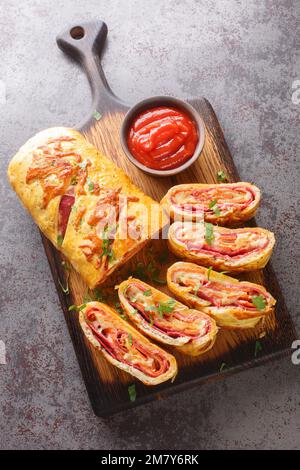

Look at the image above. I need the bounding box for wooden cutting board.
[41,21,298,416]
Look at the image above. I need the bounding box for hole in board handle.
[70,26,85,40]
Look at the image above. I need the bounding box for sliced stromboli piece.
[118,278,218,356]
[161,182,261,225]
[79,302,177,385]
[168,221,275,272]
[7,127,166,288]
[167,262,276,329]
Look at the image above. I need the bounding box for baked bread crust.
[8,127,166,288]
[161,182,261,225]
[79,301,177,385]
[118,278,218,356]
[168,222,275,272]
[167,262,276,329]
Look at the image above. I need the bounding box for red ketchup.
[127,106,198,170]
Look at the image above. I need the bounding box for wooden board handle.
[56,20,128,127]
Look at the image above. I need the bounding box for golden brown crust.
[79,301,177,385]
[8,127,166,288]
[168,222,275,273]
[118,278,218,356]
[161,182,261,225]
[167,262,276,329]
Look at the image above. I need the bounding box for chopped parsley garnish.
[68,303,87,312]
[145,299,175,318]
[93,110,102,121]
[57,235,63,247]
[99,229,115,261]
[157,299,176,318]
[58,278,69,295]
[114,301,122,313]
[207,266,213,281]
[216,170,228,183]
[87,178,94,192]
[133,262,148,281]
[219,362,227,372]
[93,288,106,302]
[205,223,215,245]
[130,296,137,303]
[128,383,136,402]
[254,340,263,357]
[130,261,166,284]
[152,277,166,285]
[128,334,133,346]
[252,295,266,311]
[209,199,221,216]
[145,305,156,312]
[149,314,154,327]
[219,271,229,275]
[143,289,152,297]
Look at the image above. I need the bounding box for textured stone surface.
[0,0,299,450]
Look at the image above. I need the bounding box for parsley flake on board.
[252,295,266,311]
[219,362,227,372]
[216,170,228,183]
[68,303,87,312]
[93,288,106,302]
[254,340,263,357]
[128,383,136,402]
[93,110,102,121]
[205,223,215,245]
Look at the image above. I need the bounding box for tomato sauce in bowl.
[120,96,205,177]
[127,106,199,171]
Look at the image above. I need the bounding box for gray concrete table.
[0,0,299,450]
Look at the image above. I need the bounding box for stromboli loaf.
[161,182,261,225]
[118,278,218,356]
[7,127,166,288]
[167,262,276,329]
[79,302,177,385]
[168,221,275,272]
